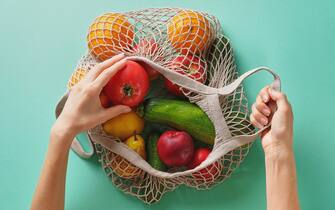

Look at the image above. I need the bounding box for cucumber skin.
[144,99,215,145]
[147,133,166,171]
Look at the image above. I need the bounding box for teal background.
[0,0,334,209]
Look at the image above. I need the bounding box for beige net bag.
[56,8,281,204]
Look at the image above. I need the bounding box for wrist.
[263,141,294,160]
[51,119,78,147]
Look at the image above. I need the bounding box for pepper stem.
[123,84,133,96]
[133,131,138,141]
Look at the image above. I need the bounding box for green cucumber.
[144,98,215,145]
[147,133,166,171]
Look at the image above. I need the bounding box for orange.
[87,13,134,61]
[67,68,111,108]
[67,68,87,89]
[167,10,212,54]
[108,153,141,179]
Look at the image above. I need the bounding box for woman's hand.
[251,87,300,210]
[32,54,132,210]
[250,86,294,155]
[52,53,131,141]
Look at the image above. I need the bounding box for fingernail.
[263,108,271,116]
[269,87,278,93]
[255,121,263,129]
[123,107,131,112]
[262,95,269,103]
[261,117,268,125]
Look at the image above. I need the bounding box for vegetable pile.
[100,70,217,177]
[69,10,222,178]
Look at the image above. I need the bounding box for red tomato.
[165,54,206,96]
[134,39,161,80]
[103,60,150,107]
[188,147,220,182]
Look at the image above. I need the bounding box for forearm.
[264,145,300,210]
[31,126,74,210]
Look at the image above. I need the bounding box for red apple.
[157,131,194,167]
[134,39,161,80]
[164,54,206,95]
[187,148,211,169]
[188,147,220,182]
[164,77,184,96]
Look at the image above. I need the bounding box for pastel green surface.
[0,0,334,209]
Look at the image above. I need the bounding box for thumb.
[268,88,290,112]
[104,105,132,119]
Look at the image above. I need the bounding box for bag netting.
[64,8,280,204]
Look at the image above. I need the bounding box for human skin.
[30,53,131,210]
[31,54,299,210]
[250,86,300,210]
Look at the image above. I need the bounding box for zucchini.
[144,98,215,145]
[147,133,166,171]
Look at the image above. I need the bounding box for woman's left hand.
[52,53,131,141]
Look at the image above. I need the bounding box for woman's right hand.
[250,87,294,155]
[52,53,131,143]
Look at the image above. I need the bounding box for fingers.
[250,114,263,129]
[268,88,292,113]
[267,100,277,113]
[101,105,131,121]
[93,58,127,90]
[251,104,268,127]
[250,86,271,128]
[85,53,125,81]
[259,86,270,103]
[256,95,271,116]
[251,86,293,132]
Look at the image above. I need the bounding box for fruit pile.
[64,8,259,204]
[68,9,222,179]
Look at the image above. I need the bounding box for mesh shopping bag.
[56,8,281,204]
